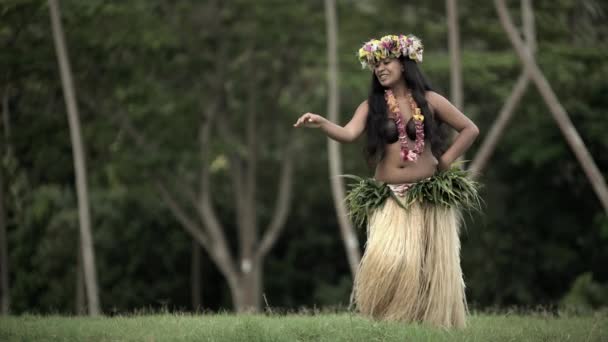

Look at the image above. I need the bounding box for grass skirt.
[352,197,467,328]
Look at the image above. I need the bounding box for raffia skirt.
[352,196,467,328]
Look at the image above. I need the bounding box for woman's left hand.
[438,155,452,171]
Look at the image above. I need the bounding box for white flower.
[415,49,423,63]
[407,36,424,63]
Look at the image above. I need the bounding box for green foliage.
[343,168,482,228]
[342,175,396,228]
[404,167,483,211]
[6,185,78,313]
[561,273,608,313]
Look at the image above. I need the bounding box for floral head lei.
[357,34,424,70]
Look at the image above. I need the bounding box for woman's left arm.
[425,91,479,170]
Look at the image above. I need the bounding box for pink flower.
[407,150,418,161]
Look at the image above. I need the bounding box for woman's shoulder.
[424,91,451,115]
[424,91,440,115]
[353,99,369,114]
[349,99,370,121]
[424,90,447,104]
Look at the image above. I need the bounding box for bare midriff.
[374,139,438,184]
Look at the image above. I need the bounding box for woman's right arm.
[293,100,369,143]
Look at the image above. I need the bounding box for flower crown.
[357,34,424,69]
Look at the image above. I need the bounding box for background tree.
[446,0,463,110]
[494,0,608,213]
[0,85,11,314]
[1,0,606,314]
[469,0,536,176]
[48,0,99,315]
[324,0,361,278]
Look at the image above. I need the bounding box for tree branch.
[84,94,240,282]
[245,46,258,240]
[494,0,608,213]
[469,73,529,176]
[197,103,239,282]
[256,141,294,259]
[470,0,535,176]
[156,181,211,249]
[228,153,248,235]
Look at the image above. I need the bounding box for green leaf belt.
[343,167,482,228]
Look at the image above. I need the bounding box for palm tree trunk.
[48,0,101,315]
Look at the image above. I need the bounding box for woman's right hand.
[293,112,326,128]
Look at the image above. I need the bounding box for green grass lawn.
[0,312,606,341]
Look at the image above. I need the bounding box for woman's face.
[373,58,403,87]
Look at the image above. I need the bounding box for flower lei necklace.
[384,89,425,162]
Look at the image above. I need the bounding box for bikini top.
[385,117,417,143]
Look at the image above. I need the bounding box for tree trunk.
[221,259,260,313]
[236,265,258,312]
[469,0,535,176]
[191,240,201,311]
[75,245,86,315]
[119,1,294,312]
[446,0,466,165]
[236,259,262,312]
[0,157,8,316]
[237,59,261,311]
[227,277,244,311]
[0,87,10,315]
[446,0,463,110]
[133,84,293,315]
[324,0,361,277]
[49,0,101,315]
[257,261,265,311]
[494,0,608,213]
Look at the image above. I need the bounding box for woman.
[294,34,479,328]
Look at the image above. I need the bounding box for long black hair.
[365,56,446,166]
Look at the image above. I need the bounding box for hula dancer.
[294,34,480,328]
